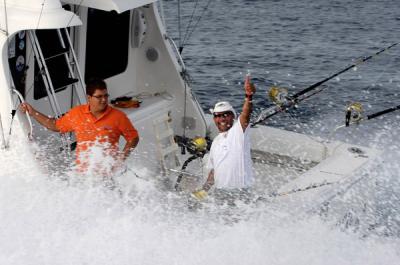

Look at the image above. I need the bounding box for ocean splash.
[1,127,400,264]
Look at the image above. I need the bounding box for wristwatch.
[245,94,253,102]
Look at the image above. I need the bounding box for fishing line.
[25,0,46,68]
[181,0,199,50]
[177,0,182,51]
[293,43,398,100]
[181,0,213,50]
[353,47,399,108]
[26,0,84,69]
[66,0,85,28]
[25,2,85,97]
[363,40,400,88]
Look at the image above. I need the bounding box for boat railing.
[11,88,33,142]
[164,35,186,72]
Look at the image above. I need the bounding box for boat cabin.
[0,0,208,175]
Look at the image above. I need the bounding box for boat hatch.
[62,0,157,13]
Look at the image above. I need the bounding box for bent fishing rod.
[251,42,399,127]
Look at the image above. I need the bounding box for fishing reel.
[174,136,208,191]
[345,102,363,126]
[268,86,289,106]
[186,137,208,157]
[175,135,208,157]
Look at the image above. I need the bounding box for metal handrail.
[12,88,33,141]
[165,35,186,71]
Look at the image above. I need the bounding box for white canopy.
[0,0,81,34]
[62,0,157,13]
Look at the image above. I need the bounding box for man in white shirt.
[193,76,255,199]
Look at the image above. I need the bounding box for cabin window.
[85,9,130,82]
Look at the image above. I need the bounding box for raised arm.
[239,75,256,131]
[20,103,59,132]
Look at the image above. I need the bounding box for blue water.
[164,0,400,130]
[163,0,400,237]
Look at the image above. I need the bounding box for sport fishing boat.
[0,0,380,207]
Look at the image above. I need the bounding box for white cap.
[209,101,237,118]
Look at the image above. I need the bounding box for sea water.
[1,0,400,264]
[0,128,399,264]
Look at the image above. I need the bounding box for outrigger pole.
[251,42,399,127]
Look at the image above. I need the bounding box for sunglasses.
[213,112,232,118]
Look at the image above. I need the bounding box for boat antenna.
[251,42,399,127]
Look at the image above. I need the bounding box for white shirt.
[207,118,254,189]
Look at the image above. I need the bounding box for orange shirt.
[55,104,138,159]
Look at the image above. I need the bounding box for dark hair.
[86,78,107,96]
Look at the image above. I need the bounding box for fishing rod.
[251,42,399,127]
[344,101,400,127]
[325,101,400,139]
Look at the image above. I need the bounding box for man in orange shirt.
[20,78,139,174]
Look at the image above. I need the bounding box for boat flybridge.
[0,0,380,207]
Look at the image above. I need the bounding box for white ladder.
[153,112,180,175]
[28,28,86,118]
[28,28,86,151]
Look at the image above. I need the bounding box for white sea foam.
[1,127,400,264]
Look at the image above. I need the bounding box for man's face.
[88,88,109,113]
[213,111,234,132]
